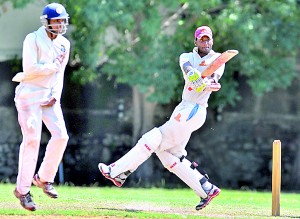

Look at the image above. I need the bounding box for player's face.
[195,36,213,56]
[48,19,68,35]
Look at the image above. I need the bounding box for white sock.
[202,181,213,192]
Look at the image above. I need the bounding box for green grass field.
[0,183,299,218]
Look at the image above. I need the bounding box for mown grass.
[0,183,299,218]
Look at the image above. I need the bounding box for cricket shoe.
[32,174,58,198]
[195,185,221,210]
[13,189,36,211]
[98,163,129,187]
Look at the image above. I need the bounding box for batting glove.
[187,69,208,92]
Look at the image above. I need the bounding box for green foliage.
[0,0,35,8]
[2,0,300,107]
[177,0,300,106]
[103,34,181,104]
[213,0,300,97]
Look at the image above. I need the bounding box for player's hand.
[41,97,56,107]
[187,69,208,92]
[204,82,221,92]
[54,53,65,70]
[56,53,65,64]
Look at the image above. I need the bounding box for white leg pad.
[156,151,208,198]
[110,127,162,178]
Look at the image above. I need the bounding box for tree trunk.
[132,86,142,145]
[131,86,157,186]
[132,86,157,143]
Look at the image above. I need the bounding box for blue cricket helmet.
[42,3,69,19]
[40,3,69,35]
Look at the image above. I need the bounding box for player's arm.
[210,64,225,83]
[203,64,225,92]
[22,33,59,77]
[182,61,194,75]
[51,40,70,102]
[179,54,210,92]
[179,54,202,78]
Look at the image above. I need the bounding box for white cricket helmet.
[40,3,69,35]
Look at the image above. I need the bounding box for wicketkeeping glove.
[187,69,209,92]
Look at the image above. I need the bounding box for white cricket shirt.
[179,48,225,107]
[20,26,70,102]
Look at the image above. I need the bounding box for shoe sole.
[98,163,122,187]
[32,177,58,199]
[196,189,221,211]
[13,190,36,211]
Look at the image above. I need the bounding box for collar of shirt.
[192,47,215,57]
[37,26,62,44]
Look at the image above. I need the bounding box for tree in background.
[58,0,300,140]
[2,0,300,157]
[2,0,299,137]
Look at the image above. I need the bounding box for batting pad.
[110,127,162,178]
[156,151,208,198]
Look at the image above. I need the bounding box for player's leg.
[98,127,162,187]
[14,104,42,210]
[158,101,207,153]
[33,104,69,198]
[156,150,220,210]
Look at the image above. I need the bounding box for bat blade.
[202,50,239,77]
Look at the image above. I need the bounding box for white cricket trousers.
[14,83,69,195]
[158,100,207,157]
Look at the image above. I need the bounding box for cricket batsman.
[99,25,225,210]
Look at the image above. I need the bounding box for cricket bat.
[201,50,239,77]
